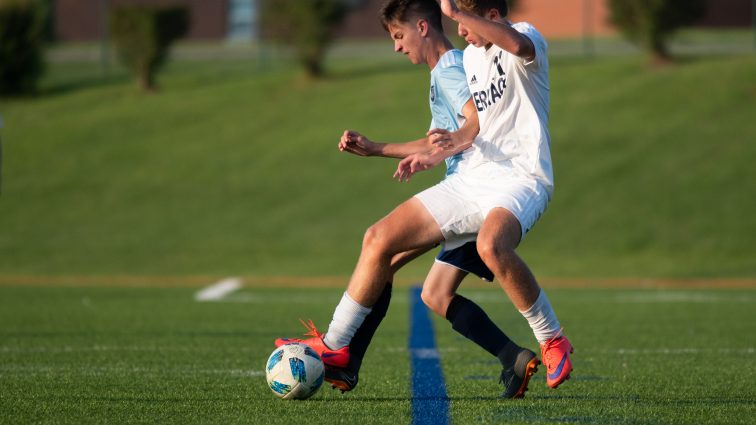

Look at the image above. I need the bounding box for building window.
[227,0,257,41]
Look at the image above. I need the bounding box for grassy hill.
[1,53,754,279]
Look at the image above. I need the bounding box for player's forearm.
[443,102,479,156]
[378,137,434,159]
[448,9,534,60]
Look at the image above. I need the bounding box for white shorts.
[415,162,550,250]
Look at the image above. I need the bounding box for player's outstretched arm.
[394,98,479,182]
[437,0,534,61]
[338,130,436,159]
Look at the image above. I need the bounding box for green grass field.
[1,51,755,279]
[1,283,753,424]
[1,39,755,423]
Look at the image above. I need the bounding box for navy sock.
[445,295,521,368]
[347,282,392,373]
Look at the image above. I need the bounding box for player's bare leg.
[345,197,444,307]
[477,208,539,311]
[421,260,538,398]
[275,198,443,369]
[420,261,467,316]
[477,207,573,389]
[390,245,435,274]
[325,244,436,392]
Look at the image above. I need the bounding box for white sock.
[520,289,561,344]
[322,292,372,350]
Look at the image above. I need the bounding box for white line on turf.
[1,345,754,355]
[0,364,264,377]
[194,277,242,302]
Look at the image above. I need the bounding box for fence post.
[0,115,4,196]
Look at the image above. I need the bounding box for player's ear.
[417,19,428,36]
[486,8,500,21]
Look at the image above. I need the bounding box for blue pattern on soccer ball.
[269,380,291,395]
[289,358,307,383]
[304,346,321,361]
[267,348,284,372]
[313,370,324,389]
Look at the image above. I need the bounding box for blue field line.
[409,286,449,425]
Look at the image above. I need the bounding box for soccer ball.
[265,343,325,400]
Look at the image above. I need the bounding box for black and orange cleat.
[500,348,540,399]
[325,365,359,393]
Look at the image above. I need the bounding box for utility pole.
[100,0,110,76]
[0,115,4,196]
[583,0,595,57]
[752,0,755,51]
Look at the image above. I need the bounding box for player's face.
[458,8,500,48]
[457,22,489,47]
[388,21,425,65]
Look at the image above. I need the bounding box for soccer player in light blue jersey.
[275,0,537,399]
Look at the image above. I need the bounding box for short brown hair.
[456,0,508,17]
[380,0,444,32]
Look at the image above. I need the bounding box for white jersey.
[459,22,553,194]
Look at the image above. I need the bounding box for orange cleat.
[540,331,573,389]
[274,319,351,369]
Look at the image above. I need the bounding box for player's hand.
[437,0,459,18]
[393,151,442,182]
[338,130,377,157]
[427,128,458,151]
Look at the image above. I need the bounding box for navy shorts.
[435,241,494,282]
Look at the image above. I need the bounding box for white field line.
[1,346,753,355]
[0,364,264,377]
[463,291,754,304]
[194,277,242,302]
[207,293,411,304]
[0,344,268,353]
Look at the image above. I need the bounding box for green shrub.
[608,0,707,64]
[109,6,188,92]
[262,0,349,77]
[0,0,47,95]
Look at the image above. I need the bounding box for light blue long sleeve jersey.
[429,49,472,177]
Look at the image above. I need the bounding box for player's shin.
[322,291,373,350]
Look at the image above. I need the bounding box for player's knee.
[476,238,499,265]
[362,224,392,257]
[420,288,450,317]
[477,239,516,269]
[420,288,439,315]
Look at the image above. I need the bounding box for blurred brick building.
[54,0,753,42]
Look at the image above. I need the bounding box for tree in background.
[262,0,357,78]
[109,6,188,92]
[608,0,707,64]
[0,0,48,95]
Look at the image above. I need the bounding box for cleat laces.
[299,318,324,339]
[540,328,565,364]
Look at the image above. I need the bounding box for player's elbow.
[513,39,535,61]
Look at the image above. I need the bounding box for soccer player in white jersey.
[396,0,574,389]
[276,0,541,398]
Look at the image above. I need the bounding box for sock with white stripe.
[323,292,372,350]
[520,289,561,344]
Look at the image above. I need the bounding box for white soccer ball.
[265,343,325,400]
